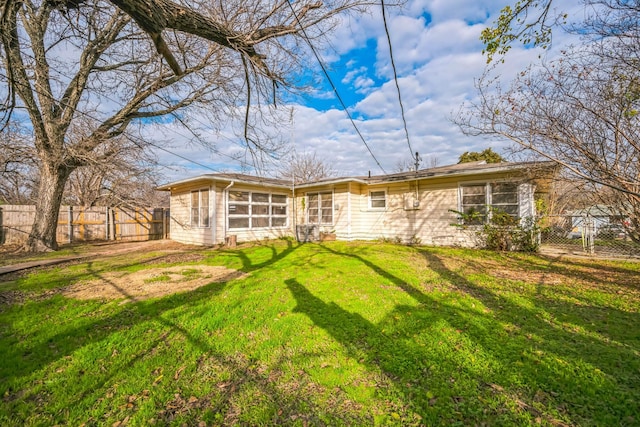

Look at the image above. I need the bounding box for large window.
[191,189,210,227]
[460,183,519,224]
[307,192,333,225]
[369,190,386,209]
[491,183,519,217]
[228,191,288,229]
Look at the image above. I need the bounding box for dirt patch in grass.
[62,265,246,302]
[143,252,206,265]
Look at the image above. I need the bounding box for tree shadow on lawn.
[1,240,302,385]
[0,250,206,293]
[419,250,640,422]
[216,239,302,273]
[520,253,640,293]
[439,252,640,345]
[287,245,639,425]
[0,241,369,425]
[0,259,228,388]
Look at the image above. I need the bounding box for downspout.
[223,181,235,242]
[292,179,297,240]
[211,183,216,244]
[347,182,352,240]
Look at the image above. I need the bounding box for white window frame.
[490,182,520,218]
[227,191,288,230]
[191,188,210,228]
[306,191,334,225]
[458,182,520,224]
[369,190,387,210]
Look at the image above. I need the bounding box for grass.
[1,240,639,426]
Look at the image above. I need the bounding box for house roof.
[158,160,558,191]
[292,160,557,188]
[156,173,291,191]
[364,160,557,184]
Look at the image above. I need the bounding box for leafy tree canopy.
[458,148,505,164]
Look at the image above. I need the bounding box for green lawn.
[1,241,639,426]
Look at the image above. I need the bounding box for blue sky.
[151,0,580,181]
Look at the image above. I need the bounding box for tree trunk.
[24,164,71,252]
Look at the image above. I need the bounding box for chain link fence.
[540,214,640,258]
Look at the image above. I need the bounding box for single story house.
[157,160,556,247]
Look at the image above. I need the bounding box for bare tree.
[64,136,168,208]
[0,123,38,204]
[458,2,640,241]
[278,151,336,184]
[393,154,438,172]
[0,0,368,251]
[393,157,414,173]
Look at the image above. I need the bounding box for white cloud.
[155,1,585,180]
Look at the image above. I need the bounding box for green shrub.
[451,208,541,252]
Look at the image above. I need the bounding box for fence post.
[113,208,119,240]
[105,207,109,240]
[0,206,4,244]
[68,206,73,243]
[164,208,170,239]
[583,214,595,255]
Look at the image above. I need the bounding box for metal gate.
[540,214,640,257]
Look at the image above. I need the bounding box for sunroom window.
[191,189,210,227]
[228,191,288,229]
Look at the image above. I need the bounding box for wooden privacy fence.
[0,205,170,245]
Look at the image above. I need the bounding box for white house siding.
[167,180,293,246]
[341,174,537,248]
[344,180,466,245]
[213,182,225,244]
[417,186,468,247]
[518,183,535,219]
[314,173,537,247]
[163,164,544,248]
[294,184,350,237]
[332,184,350,240]
[168,182,216,246]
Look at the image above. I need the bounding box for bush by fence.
[0,205,169,245]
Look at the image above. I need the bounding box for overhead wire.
[7,3,402,176]
[381,0,415,160]
[285,0,387,174]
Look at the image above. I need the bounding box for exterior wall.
[169,180,294,246]
[168,182,216,246]
[294,183,350,239]
[346,180,467,246]
[293,172,536,248]
[213,182,226,244]
[168,169,537,248]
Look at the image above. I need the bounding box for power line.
[381,0,415,159]
[9,6,389,175]
[285,0,387,174]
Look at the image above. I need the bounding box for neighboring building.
[567,205,628,239]
[157,161,556,247]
